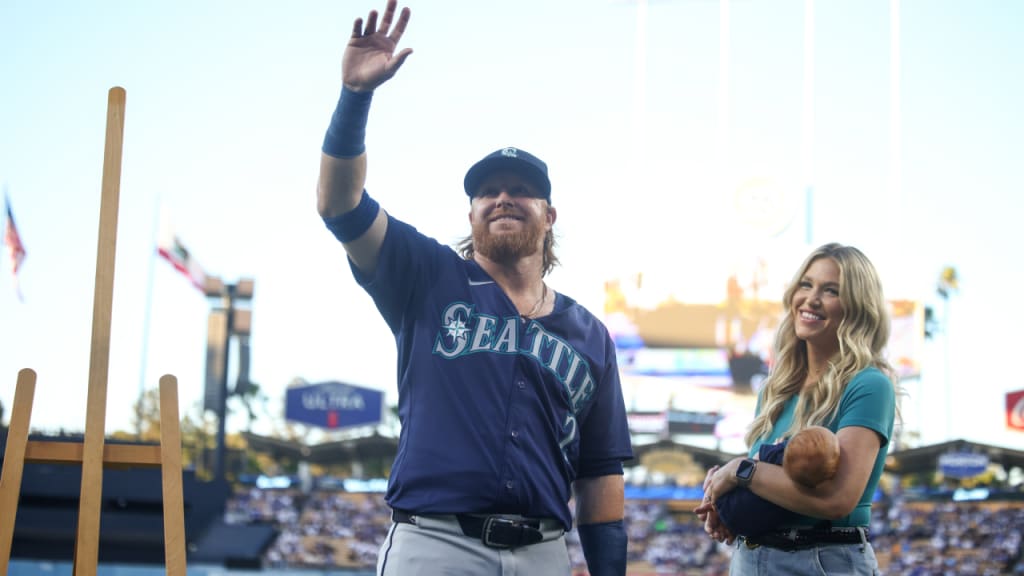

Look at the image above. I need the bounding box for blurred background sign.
[285,381,384,430]
[1007,389,1024,432]
[938,452,989,478]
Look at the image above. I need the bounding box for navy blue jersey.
[349,214,634,530]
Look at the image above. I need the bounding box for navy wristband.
[322,87,373,158]
[578,520,627,576]
[323,191,380,243]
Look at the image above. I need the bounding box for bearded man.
[315,2,633,575]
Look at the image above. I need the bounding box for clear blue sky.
[2,0,1022,453]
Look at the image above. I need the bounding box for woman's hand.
[694,494,735,543]
[703,457,743,502]
[694,464,720,523]
[693,462,738,544]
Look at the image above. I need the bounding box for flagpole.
[136,195,161,439]
[802,0,815,248]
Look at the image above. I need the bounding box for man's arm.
[317,0,412,275]
[574,474,627,576]
[319,154,388,274]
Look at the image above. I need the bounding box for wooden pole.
[159,374,187,576]
[74,86,126,576]
[0,369,37,574]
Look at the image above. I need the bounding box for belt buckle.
[482,516,517,549]
[743,537,760,550]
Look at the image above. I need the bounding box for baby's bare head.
[783,426,840,486]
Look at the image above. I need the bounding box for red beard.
[472,213,546,264]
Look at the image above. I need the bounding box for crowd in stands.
[869,498,1024,575]
[222,482,1024,575]
[225,486,389,569]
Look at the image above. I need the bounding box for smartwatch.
[736,458,757,487]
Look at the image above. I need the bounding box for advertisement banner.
[285,381,384,430]
[938,452,989,478]
[667,410,722,435]
[1007,389,1024,432]
[627,412,667,435]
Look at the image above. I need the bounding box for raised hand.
[342,0,413,92]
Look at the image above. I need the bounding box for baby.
[710,426,840,538]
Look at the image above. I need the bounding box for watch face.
[737,459,756,481]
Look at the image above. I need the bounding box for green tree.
[230,380,267,433]
[122,388,218,479]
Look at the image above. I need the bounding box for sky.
[2,0,1022,455]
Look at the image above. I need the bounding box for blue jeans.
[730,540,880,575]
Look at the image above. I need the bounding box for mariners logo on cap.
[464,146,551,201]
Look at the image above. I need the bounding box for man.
[316,2,633,575]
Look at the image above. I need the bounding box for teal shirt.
[748,366,895,528]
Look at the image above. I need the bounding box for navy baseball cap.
[463,147,551,202]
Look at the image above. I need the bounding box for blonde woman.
[696,243,898,575]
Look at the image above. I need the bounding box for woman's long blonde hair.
[744,243,899,447]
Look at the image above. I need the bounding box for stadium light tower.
[204,276,255,481]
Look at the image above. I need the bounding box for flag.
[156,206,206,292]
[3,193,27,300]
[1007,389,1024,432]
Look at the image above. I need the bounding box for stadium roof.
[884,438,1024,476]
[3,428,1020,479]
[627,439,744,470]
[234,432,1024,477]
[241,431,398,466]
[239,432,750,472]
[627,437,1024,476]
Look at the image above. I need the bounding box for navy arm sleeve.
[578,520,627,576]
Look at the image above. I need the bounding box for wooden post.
[0,369,36,574]
[73,84,126,576]
[160,375,187,573]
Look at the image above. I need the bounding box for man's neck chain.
[524,284,548,319]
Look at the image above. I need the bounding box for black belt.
[741,526,868,551]
[392,509,548,549]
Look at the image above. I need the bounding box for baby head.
[783,426,840,487]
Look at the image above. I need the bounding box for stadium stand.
[215,482,1023,575]
[1,434,230,565]
[5,430,1023,574]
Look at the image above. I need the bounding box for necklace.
[523,284,548,319]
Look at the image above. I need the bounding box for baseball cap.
[463,147,551,202]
